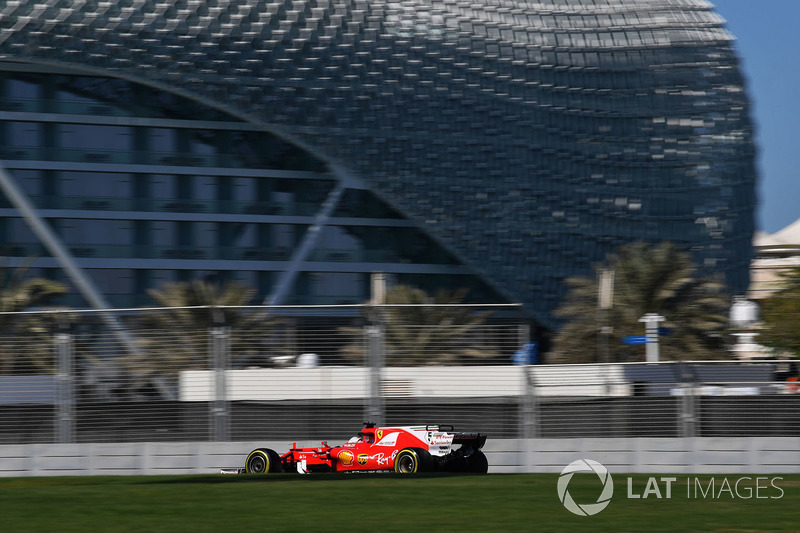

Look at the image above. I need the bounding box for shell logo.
[338,450,355,466]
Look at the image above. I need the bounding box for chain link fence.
[1,306,798,445]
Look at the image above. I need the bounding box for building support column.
[264,179,346,305]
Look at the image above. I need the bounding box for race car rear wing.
[422,424,486,449]
[418,424,486,450]
[452,432,486,449]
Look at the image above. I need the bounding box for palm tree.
[0,259,68,374]
[145,279,265,329]
[759,266,800,356]
[549,242,730,363]
[340,284,498,366]
[120,280,281,398]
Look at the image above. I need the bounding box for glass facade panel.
[57,124,131,151]
[151,221,177,247]
[150,175,174,200]
[148,128,177,153]
[12,169,41,196]
[59,219,132,246]
[60,172,131,198]
[7,78,40,99]
[7,218,38,245]
[7,122,41,147]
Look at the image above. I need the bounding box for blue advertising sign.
[512,342,539,365]
[622,335,648,345]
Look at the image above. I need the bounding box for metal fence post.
[365,325,384,426]
[210,325,231,442]
[517,322,534,440]
[519,368,539,473]
[55,330,74,444]
[679,363,696,438]
[517,323,531,361]
[515,323,535,472]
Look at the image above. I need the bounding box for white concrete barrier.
[503,437,800,474]
[178,365,630,401]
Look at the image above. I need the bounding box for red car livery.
[238,423,488,475]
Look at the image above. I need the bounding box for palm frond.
[550,242,731,363]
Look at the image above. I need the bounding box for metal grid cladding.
[0,1,757,327]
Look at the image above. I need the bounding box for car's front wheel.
[393,447,433,474]
[245,448,281,474]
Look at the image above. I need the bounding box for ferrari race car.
[231,423,488,475]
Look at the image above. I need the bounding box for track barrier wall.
[2,437,799,477]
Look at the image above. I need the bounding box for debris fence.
[0,306,797,444]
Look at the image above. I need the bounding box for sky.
[711,0,800,234]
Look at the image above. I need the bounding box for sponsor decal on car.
[338,450,355,466]
[357,454,369,466]
[369,451,398,466]
[426,432,454,446]
[376,429,383,441]
[430,446,452,456]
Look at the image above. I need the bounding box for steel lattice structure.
[0,0,756,327]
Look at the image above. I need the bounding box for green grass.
[0,473,797,532]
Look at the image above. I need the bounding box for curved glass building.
[0,1,756,328]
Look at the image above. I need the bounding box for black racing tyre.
[245,448,281,474]
[394,447,433,474]
[465,450,489,474]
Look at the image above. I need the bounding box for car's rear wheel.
[465,450,488,474]
[245,448,281,474]
[394,447,433,474]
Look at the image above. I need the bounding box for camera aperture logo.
[557,459,614,516]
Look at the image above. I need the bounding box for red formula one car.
[235,423,488,475]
